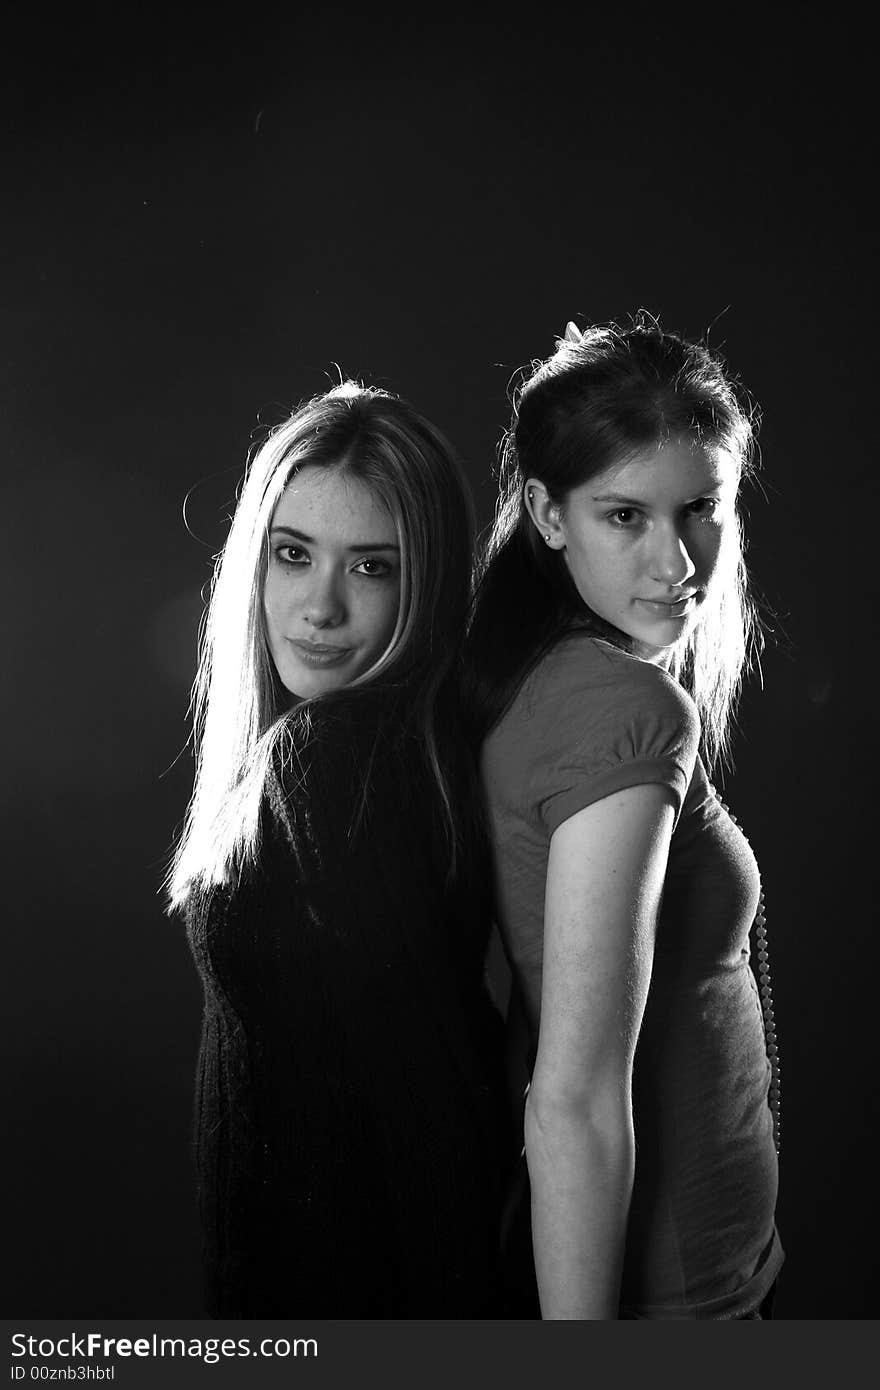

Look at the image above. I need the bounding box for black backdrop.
[3,9,875,1318]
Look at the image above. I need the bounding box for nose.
[302,567,345,628]
[648,522,696,588]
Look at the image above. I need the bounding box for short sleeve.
[484,636,700,837]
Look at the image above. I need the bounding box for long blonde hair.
[167,382,475,911]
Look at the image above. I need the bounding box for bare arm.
[525,783,676,1319]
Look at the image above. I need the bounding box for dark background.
[3,9,875,1317]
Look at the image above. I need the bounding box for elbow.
[524,1078,634,1181]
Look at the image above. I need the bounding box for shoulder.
[268,684,418,820]
[482,633,699,829]
[491,632,698,752]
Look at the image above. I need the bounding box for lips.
[290,640,350,654]
[636,593,699,617]
[287,639,353,666]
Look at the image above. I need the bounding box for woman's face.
[535,438,738,661]
[263,464,401,700]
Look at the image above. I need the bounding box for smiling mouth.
[637,593,700,616]
[287,639,353,665]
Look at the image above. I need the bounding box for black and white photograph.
[3,4,875,1367]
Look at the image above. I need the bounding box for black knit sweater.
[186,687,511,1317]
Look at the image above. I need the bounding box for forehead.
[593,439,736,499]
[272,464,395,539]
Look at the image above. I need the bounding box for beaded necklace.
[710,785,782,1156]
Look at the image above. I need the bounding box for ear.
[523,478,565,550]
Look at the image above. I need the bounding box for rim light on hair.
[465,313,763,770]
[168,382,474,910]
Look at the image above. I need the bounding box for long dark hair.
[463,315,761,769]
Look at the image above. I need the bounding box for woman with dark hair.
[169,382,509,1317]
[466,318,783,1319]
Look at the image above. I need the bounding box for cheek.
[695,527,726,582]
[567,533,625,599]
[262,574,285,629]
[356,583,400,646]
[263,569,302,644]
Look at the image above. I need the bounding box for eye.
[607,507,644,528]
[686,497,721,521]
[276,544,310,566]
[352,556,395,578]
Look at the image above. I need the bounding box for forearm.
[524,1090,634,1319]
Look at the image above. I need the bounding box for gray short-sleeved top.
[481,633,783,1318]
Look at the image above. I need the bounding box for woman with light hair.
[465,317,783,1319]
[169,382,509,1317]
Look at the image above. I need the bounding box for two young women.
[169,319,783,1319]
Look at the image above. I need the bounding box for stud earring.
[544,534,552,544]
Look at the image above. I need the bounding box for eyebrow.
[592,482,726,505]
[269,525,399,553]
[592,493,648,505]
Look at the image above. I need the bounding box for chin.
[627,625,690,663]
[273,663,347,702]
[292,672,351,701]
